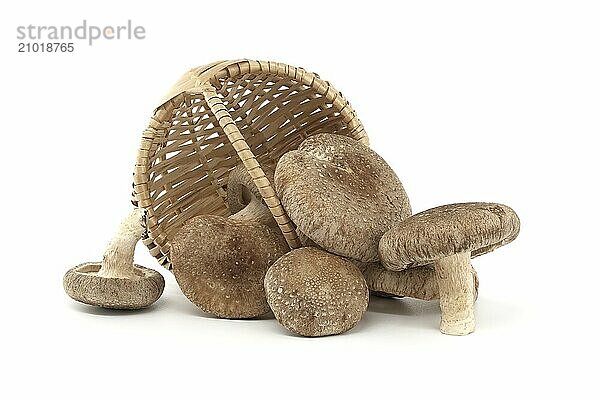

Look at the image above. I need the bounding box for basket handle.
[200,84,302,249]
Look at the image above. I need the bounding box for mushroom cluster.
[64,133,519,337]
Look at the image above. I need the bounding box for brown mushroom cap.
[379,202,520,271]
[264,247,369,337]
[296,229,318,247]
[63,262,165,309]
[171,215,289,318]
[356,262,479,301]
[274,133,411,262]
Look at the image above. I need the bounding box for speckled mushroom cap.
[171,215,289,318]
[379,202,520,271]
[274,133,411,262]
[264,247,369,337]
[63,262,165,309]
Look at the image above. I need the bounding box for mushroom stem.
[230,197,276,227]
[97,209,145,279]
[434,251,475,335]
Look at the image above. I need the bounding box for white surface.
[1,1,598,398]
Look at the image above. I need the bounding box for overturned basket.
[133,59,369,270]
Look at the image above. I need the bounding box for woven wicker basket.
[133,59,369,270]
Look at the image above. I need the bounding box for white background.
[1,1,598,399]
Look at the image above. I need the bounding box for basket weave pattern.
[133,60,368,269]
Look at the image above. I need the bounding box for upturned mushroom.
[63,209,165,309]
[264,247,369,337]
[379,202,520,335]
[226,163,277,227]
[274,133,411,262]
[170,165,289,319]
[356,262,479,301]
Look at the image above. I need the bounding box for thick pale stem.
[97,209,145,279]
[434,252,476,335]
[230,197,277,227]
